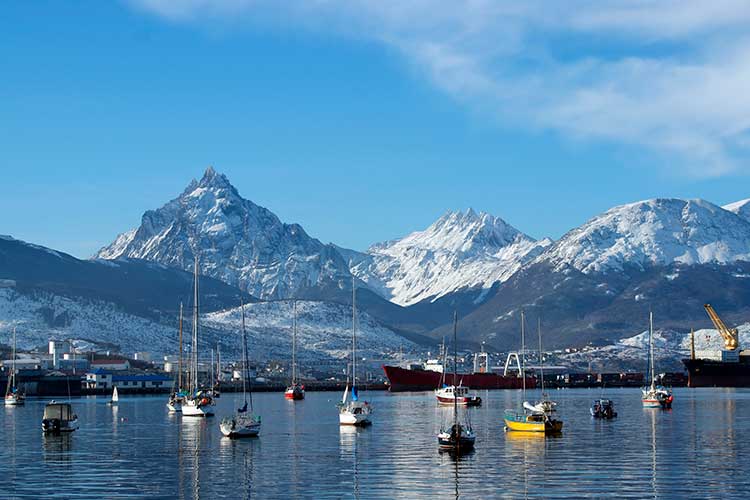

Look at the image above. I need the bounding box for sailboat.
[5,327,25,406]
[523,318,557,414]
[338,280,372,426]
[220,299,261,437]
[167,302,187,413]
[107,386,119,406]
[182,256,215,417]
[641,311,673,409]
[284,300,305,400]
[437,312,476,453]
[504,311,563,434]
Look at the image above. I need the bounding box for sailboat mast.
[521,310,526,398]
[240,299,250,409]
[217,343,221,387]
[292,300,297,385]
[538,317,545,395]
[453,312,458,428]
[10,327,16,390]
[192,255,199,393]
[178,303,183,391]
[352,279,357,388]
[649,310,655,390]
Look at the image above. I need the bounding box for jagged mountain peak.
[349,210,551,306]
[95,169,350,300]
[538,197,750,274]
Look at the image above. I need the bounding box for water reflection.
[339,425,361,499]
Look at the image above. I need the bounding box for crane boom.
[704,304,739,351]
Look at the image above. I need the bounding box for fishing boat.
[641,312,673,409]
[338,280,372,426]
[220,300,261,438]
[437,312,476,453]
[182,257,215,417]
[4,327,25,406]
[167,302,186,413]
[435,339,481,406]
[42,401,79,433]
[284,300,305,401]
[504,311,563,434]
[107,386,119,406]
[590,399,617,419]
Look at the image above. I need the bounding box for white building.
[90,359,130,371]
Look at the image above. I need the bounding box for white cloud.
[129,0,750,176]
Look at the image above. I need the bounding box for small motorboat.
[42,401,79,434]
[590,399,617,419]
[504,409,563,434]
[435,385,481,407]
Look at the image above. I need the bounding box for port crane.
[704,304,739,351]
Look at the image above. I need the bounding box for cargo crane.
[704,304,740,351]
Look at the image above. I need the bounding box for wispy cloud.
[129,0,750,176]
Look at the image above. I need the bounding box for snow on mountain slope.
[204,300,414,362]
[95,167,352,300]
[560,323,750,372]
[346,209,552,306]
[0,288,413,362]
[538,198,750,274]
[0,288,177,354]
[724,198,750,223]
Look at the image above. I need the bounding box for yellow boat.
[504,409,563,434]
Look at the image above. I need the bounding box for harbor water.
[1,388,749,499]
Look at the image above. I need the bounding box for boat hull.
[284,387,305,400]
[42,418,79,433]
[339,412,372,426]
[383,365,532,392]
[5,395,25,406]
[683,357,750,387]
[435,395,481,406]
[182,402,214,417]
[220,417,260,438]
[504,411,563,434]
[437,435,475,451]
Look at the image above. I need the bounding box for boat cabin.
[443,386,468,397]
[43,402,76,421]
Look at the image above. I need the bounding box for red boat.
[383,364,533,392]
[284,383,305,400]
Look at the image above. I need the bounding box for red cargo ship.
[383,364,533,392]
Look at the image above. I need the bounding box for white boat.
[437,312,475,453]
[5,327,25,406]
[182,256,215,417]
[107,386,119,406]
[435,385,481,406]
[524,317,558,415]
[167,302,186,413]
[641,312,674,409]
[42,401,79,433]
[220,299,261,438]
[338,280,372,426]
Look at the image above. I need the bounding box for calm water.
[1,388,749,499]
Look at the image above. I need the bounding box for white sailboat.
[524,317,557,414]
[107,386,119,406]
[641,311,673,409]
[338,280,372,426]
[167,302,186,413]
[220,299,261,437]
[5,327,25,406]
[182,256,215,417]
[437,312,476,453]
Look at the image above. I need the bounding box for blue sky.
[2,1,750,258]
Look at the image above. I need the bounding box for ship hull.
[683,358,750,387]
[383,365,532,392]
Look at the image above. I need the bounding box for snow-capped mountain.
[96,167,353,300]
[345,209,551,306]
[538,198,750,274]
[724,198,750,223]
